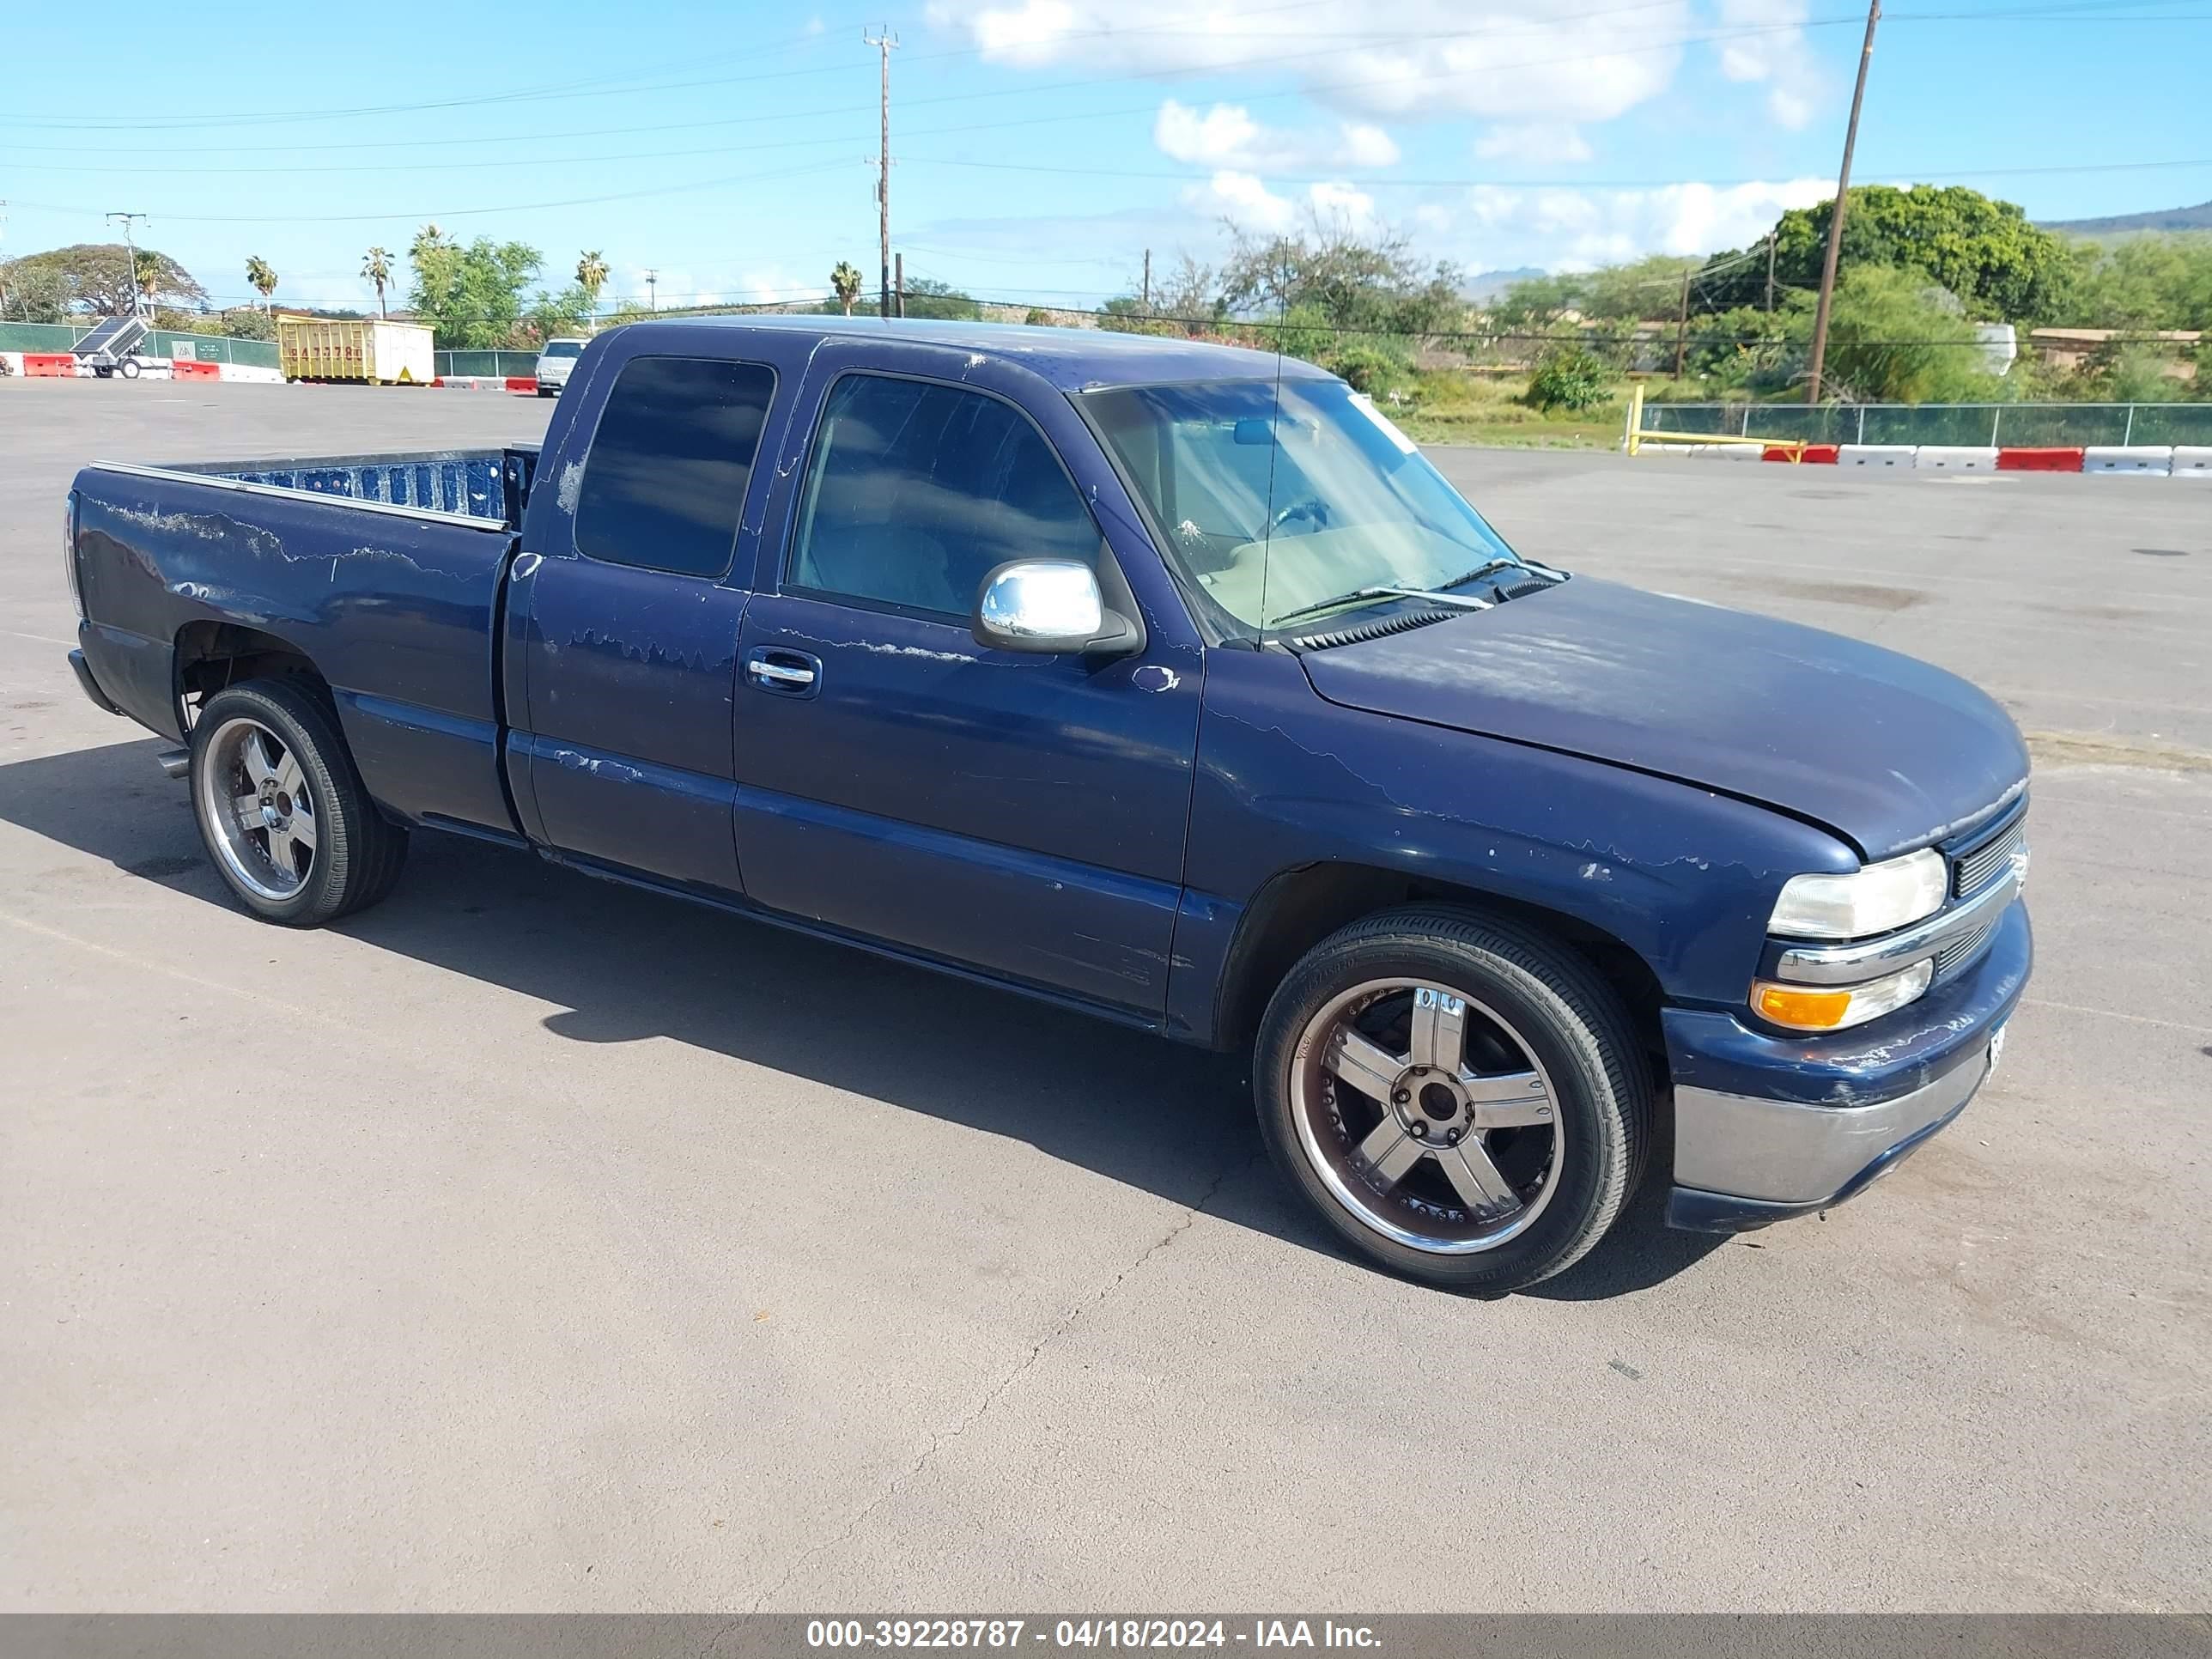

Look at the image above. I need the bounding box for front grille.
[1932,915,2000,981]
[1954,811,2026,897]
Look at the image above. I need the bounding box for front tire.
[1254,907,1651,1292]
[188,679,408,927]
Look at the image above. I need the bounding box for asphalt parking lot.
[3,379,2207,1612]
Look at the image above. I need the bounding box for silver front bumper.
[1673,1030,2000,1208]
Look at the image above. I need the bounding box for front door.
[732,346,1204,1018]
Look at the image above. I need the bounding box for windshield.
[541,341,583,358]
[1086,376,1523,635]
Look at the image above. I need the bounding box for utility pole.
[865,27,898,319]
[1142,247,1152,311]
[1807,0,1881,404]
[894,252,905,318]
[106,210,150,319]
[1672,267,1692,380]
[1765,231,1778,313]
[644,269,659,313]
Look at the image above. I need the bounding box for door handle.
[745,647,822,697]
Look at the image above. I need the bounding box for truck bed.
[162,446,539,528]
[70,447,538,839]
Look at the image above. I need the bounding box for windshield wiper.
[1436,555,1569,601]
[1269,584,1493,629]
[1436,556,1526,591]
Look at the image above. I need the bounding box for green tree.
[1326,337,1415,397]
[245,256,278,312]
[408,230,544,348]
[1100,253,1220,336]
[362,246,392,319]
[1812,265,2002,403]
[830,260,864,315]
[525,286,594,343]
[574,251,610,323]
[2066,234,2212,331]
[1218,213,1463,337]
[0,243,205,319]
[2076,337,2191,402]
[218,307,278,342]
[1705,185,2079,324]
[1527,345,1616,413]
[899,276,981,321]
[1496,255,1702,327]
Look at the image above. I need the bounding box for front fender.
[1169,649,1856,1042]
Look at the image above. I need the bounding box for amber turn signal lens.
[1750,960,1936,1033]
[1752,983,1855,1029]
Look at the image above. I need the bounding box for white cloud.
[1474,123,1593,165]
[1308,181,1377,225]
[1340,125,1401,167]
[1712,0,1821,131]
[1181,171,1377,234]
[1448,177,1830,270]
[930,0,1697,125]
[1152,100,1399,173]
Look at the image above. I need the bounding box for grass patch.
[1391,370,1627,449]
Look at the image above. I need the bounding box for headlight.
[1769,848,1947,940]
[1751,960,1934,1032]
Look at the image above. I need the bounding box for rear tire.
[187,679,409,927]
[1254,906,1652,1293]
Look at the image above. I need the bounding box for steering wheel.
[1271,496,1329,532]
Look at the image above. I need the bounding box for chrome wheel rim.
[1290,978,1563,1255]
[198,716,318,902]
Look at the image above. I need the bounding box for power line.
[892,153,2212,187]
[2,158,856,225]
[0,0,1833,143]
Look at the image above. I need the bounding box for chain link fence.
[1640,401,2212,447]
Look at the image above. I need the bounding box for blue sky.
[3,0,2206,317]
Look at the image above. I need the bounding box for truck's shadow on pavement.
[0,736,1725,1300]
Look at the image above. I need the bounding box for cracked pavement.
[3,383,2208,1611]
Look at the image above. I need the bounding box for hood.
[1297,576,2027,860]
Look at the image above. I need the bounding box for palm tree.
[245,256,278,313]
[830,260,864,317]
[575,250,609,328]
[362,246,392,319]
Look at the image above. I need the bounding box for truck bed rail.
[135,446,541,528]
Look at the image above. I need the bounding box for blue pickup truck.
[64,317,2032,1291]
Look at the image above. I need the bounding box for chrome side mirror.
[971,559,1140,655]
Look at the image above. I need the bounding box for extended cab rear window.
[574,356,775,578]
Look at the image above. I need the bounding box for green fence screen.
[0,322,83,353]
[1,321,278,369]
[434,350,542,378]
[1641,401,2212,448]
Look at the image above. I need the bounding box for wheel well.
[1215,862,1668,1063]
[174,623,331,727]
